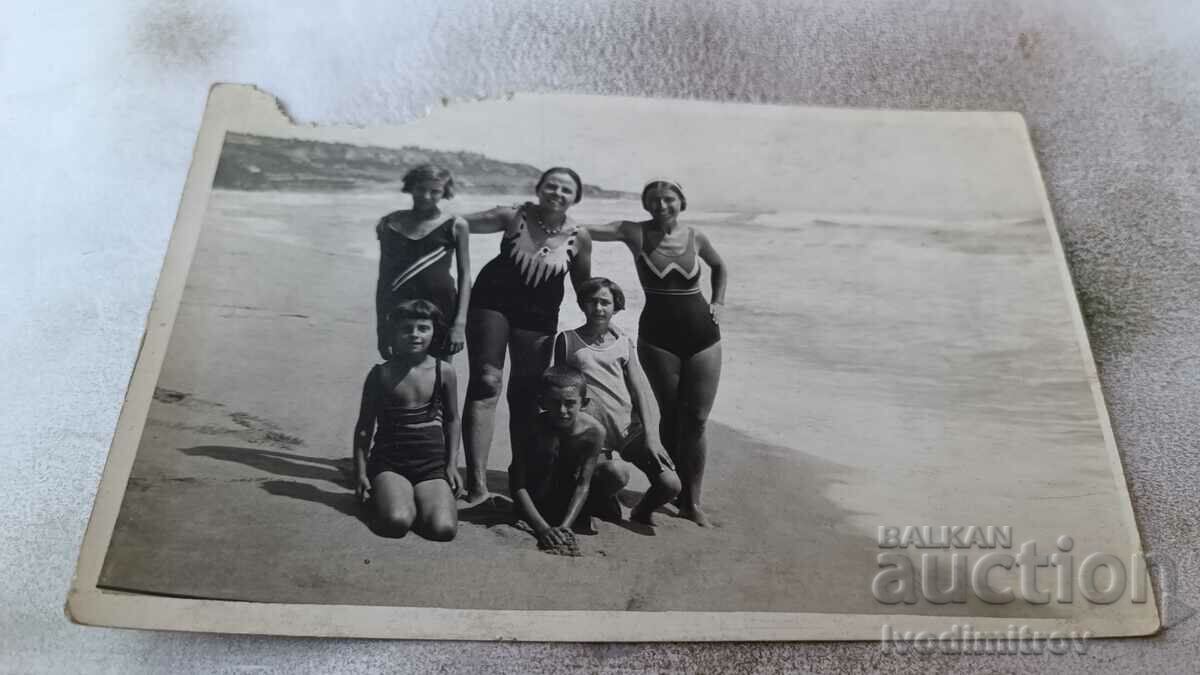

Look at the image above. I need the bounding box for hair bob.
[401,164,455,199]
[535,166,584,204]
[385,299,444,330]
[576,277,626,313]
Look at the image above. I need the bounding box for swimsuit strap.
[377,212,455,242]
[563,329,582,354]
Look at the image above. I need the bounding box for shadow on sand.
[177,445,527,531]
[180,445,349,485]
[179,444,369,522]
[260,479,362,518]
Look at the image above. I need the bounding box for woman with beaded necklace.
[458,167,593,506]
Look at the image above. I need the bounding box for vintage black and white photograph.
[69,86,1158,640]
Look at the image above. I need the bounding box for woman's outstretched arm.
[584,219,632,242]
[460,206,516,234]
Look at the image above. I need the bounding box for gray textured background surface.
[3,0,1197,671]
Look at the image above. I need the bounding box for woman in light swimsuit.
[458,167,593,505]
[586,180,726,526]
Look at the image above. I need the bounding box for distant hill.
[212,133,635,199]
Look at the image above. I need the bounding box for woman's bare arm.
[696,229,727,322]
[568,227,593,293]
[624,343,672,468]
[584,219,632,242]
[449,217,472,353]
[460,206,516,234]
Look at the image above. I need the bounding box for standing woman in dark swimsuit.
[586,180,726,526]
[458,168,593,505]
[375,165,471,361]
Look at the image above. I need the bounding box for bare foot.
[459,490,491,509]
[678,505,711,527]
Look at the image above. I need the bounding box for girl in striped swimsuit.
[375,165,471,360]
[585,180,728,527]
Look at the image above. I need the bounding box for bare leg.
[637,339,683,510]
[506,327,555,466]
[569,457,631,534]
[636,339,682,463]
[630,456,682,526]
[462,308,509,506]
[370,471,416,538]
[675,342,722,527]
[413,479,458,541]
[592,456,632,498]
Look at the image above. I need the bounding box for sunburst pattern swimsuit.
[635,226,721,359]
[470,203,581,333]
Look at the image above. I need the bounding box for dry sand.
[98,189,1132,618]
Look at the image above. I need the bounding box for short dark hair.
[540,364,587,397]
[386,299,444,329]
[535,167,584,204]
[577,277,626,312]
[402,164,455,199]
[641,180,687,212]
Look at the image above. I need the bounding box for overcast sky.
[274,93,1047,221]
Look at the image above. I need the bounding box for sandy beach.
[98,187,1135,618]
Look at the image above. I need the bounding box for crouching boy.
[510,365,630,550]
[554,278,682,526]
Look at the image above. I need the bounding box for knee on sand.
[375,507,415,538]
[418,514,457,541]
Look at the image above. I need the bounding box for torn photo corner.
[67,84,1160,641]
